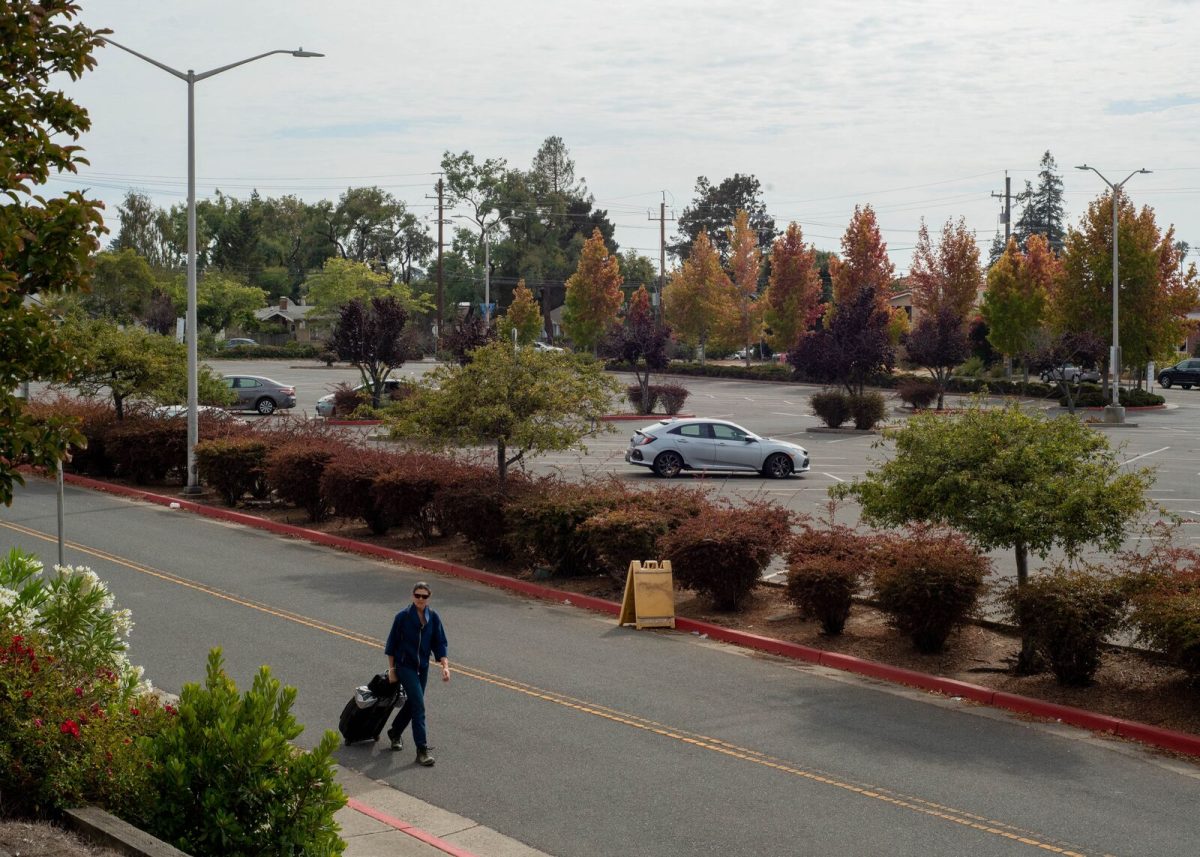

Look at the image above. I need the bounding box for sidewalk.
[336,766,551,857]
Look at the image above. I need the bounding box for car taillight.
[636,434,656,446]
[281,387,295,395]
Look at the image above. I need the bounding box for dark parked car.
[1040,364,1101,384]
[1157,359,1200,389]
[222,375,296,414]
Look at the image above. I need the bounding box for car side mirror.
[745,437,756,443]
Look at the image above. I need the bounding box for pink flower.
[33,718,43,728]
[74,687,83,697]
[60,719,80,738]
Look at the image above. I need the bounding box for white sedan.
[625,418,810,479]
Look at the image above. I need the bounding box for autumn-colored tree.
[980,236,1054,374]
[908,217,981,319]
[789,286,895,395]
[600,285,672,407]
[562,228,624,351]
[829,205,894,314]
[905,306,971,410]
[762,223,823,353]
[1056,194,1198,383]
[497,279,544,346]
[663,230,733,362]
[722,210,764,365]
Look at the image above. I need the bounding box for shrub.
[579,508,673,583]
[896,378,938,410]
[195,437,269,506]
[506,479,632,576]
[372,453,451,541]
[331,382,368,418]
[320,448,399,534]
[872,527,990,653]
[432,466,532,560]
[810,391,850,428]
[660,501,792,611]
[264,438,342,521]
[104,418,187,484]
[0,550,168,818]
[1002,564,1126,686]
[140,649,346,857]
[954,355,985,378]
[1124,546,1200,683]
[627,384,658,415]
[653,383,690,415]
[785,523,875,635]
[26,394,118,476]
[1069,387,1165,408]
[847,392,887,430]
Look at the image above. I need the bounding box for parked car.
[1157,358,1200,389]
[222,375,296,415]
[532,341,565,353]
[151,404,231,420]
[315,379,407,418]
[223,338,258,349]
[625,417,810,479]
[1040,364,1101,384]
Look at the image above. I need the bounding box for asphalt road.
[4,480,1199,857]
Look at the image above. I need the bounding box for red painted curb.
[59,473,1200,758]
[346,798,481,857]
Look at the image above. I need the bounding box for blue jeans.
[387,666,429,748]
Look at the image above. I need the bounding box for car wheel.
[255,397,277,415]
[1160,377,1172,389]
[763,453,793,479]
[653,451,684,478]
[1184,385,1193,391]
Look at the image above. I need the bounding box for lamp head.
[292,48,323,58]
[1138,169,1152,175]
[1075,164,1090,171]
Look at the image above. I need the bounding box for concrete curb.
[64,807,188,857]
[61,473,1200,758]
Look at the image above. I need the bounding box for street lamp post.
[102,38,322,493]
[1075,164,1152,425]
[456,212,522,326]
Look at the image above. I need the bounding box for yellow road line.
[0,519,1103,856]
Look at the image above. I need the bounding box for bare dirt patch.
[0,819,124,857]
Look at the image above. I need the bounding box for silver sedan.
[625,418,810,479]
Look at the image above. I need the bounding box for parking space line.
[1120,447,1169,466]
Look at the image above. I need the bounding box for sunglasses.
[413,593,430,600]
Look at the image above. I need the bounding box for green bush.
[810,391,850,428]
[653,383,690,415]
[264,439,342,521]
[140,649,346,857]
[627,384,658,415]
[506,479,632,576]
[785,523,875,635]
[896,378,938,410]
[579,508,672,583]
[196,437,269,506]
[954,356,985,378]
[873,528,990,653]
[320,449,398,534]
[660,501,792,611]
[0,550,167,818]
[848,392,887,430]
[210,342,320,360]
[1002,564,1126,686]
[1066,387,1164,408]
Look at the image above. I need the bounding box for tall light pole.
[455,212,522,326]
[1075,164,1151,425]
[102,39,322,493]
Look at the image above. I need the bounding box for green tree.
[1014,151,1067,254]
[79,249,159,322]
[562,228,624,351]
[663,230,732,361]
[195,271,267,333]
[618,250,658,293]
[304,257,430,319]
[389,341,618,482]
[763,222,822,353]
[833,402,1151,671]
[66,318,228,418]
[113,190,179,270]
[671,174,776,265]
[496,279,543,346]
[981,235,1054,376]
[0,0,104,504]
[317,186,431,283]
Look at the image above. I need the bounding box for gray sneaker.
[415,747,435,767]
[389,735,403,752]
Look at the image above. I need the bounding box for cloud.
[1107,95,1200,115]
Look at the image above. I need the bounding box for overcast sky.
[61,0,1200,276]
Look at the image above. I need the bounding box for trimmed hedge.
[811,391,850,428]
[848,392,887,430]
[372,453,451,542]
[506,479,632,576]
[785,523,877,635]
[320,448,399,534]
[207,342,321,360]
[195,437,269,505]
[264,438,342,521]
[1066,387,1165,408]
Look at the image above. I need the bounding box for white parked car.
[532,341,565,353]
[625,418,810,479]
[316,379,407,418]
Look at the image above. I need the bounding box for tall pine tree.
[1014,151,1066,254]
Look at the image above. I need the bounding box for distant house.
[252,296,324,344]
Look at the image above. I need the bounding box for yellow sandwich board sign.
[618,560,675,629]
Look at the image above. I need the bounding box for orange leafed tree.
[663,230,732,361]
[830,205,894,314]
[762,222,822,353]
[722,209,764,364]
[908,217,982,320]
[563,228,624,351]
[499,278,544,346]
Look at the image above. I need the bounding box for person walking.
[385,581,450,766]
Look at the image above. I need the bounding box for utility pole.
[426,176,446,345]
[991,172,1012,242]
[648,194,674,319]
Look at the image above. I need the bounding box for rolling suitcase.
[339,672,406,746]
